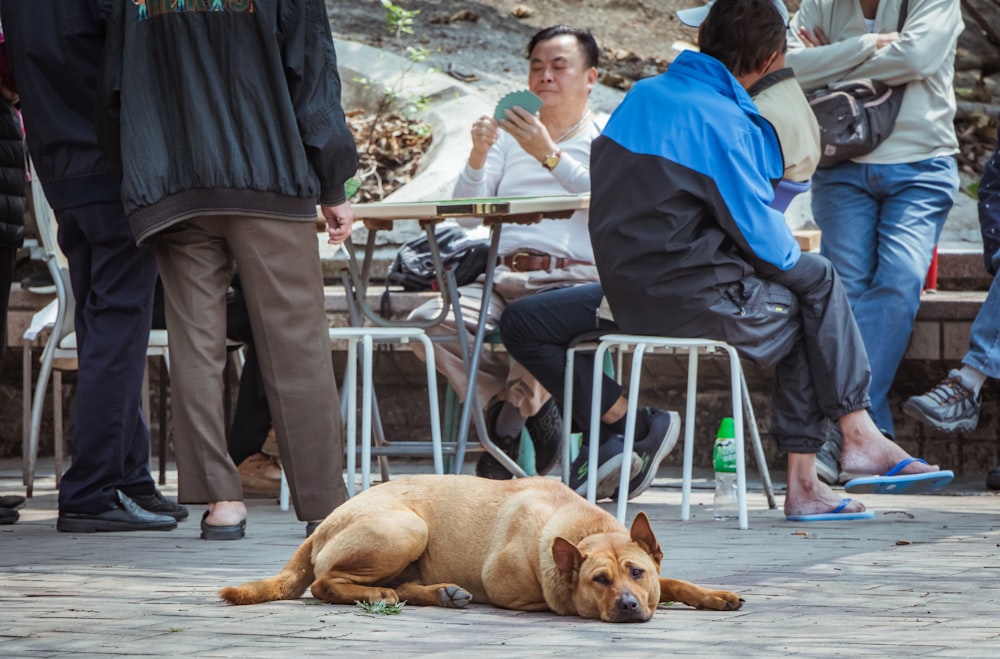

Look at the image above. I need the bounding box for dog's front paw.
[696,589,744,611]
[438,584,472,608]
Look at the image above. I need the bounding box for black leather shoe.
[0,495,26,510]
[987,467,1000,491]
[0,507,18,525]
[57,492,178,533]
[128,490,189,521]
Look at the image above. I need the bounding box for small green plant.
[355,599,406,615]
[381,0,419,38]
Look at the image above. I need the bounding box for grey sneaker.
[814,431,842,486]
[611,408,681,501]
[568,435,642,500]
[903,370,981,433]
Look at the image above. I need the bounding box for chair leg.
[159,358,168,486]
[562,346,577,486]
[680,348,700,522]
[360,334,374,491]
[723,346,749,531]
[415,333,445,475]
[22,341,32,490]
[586,342,613,503]
[53,370,64,487]
[614,344,648,523]
[741,370,777,510]
[344,338,358,498]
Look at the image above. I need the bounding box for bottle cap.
[717,417,735,439]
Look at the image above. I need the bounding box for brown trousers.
[156,215,347,520]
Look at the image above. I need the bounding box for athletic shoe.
[612,408,680,500]
[475,398,519,480]
[524,398,563,476]
[903,370,981,433]
[568,435,642,500]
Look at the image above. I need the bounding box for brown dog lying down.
[219,475,743,622]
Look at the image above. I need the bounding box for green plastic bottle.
[713,417,738,520]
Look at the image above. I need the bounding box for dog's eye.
[630,567,645,579]
[593,574,610,585]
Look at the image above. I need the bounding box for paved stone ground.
[2,457,999,657]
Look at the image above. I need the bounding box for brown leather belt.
[498,251,593,273]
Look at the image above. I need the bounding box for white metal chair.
[276,325,444,510]
[20,161,169,496]
[582,335,777,529]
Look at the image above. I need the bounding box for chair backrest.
[28,158,75,344]
[770,178,810,213]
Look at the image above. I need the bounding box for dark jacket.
[980,118,1000,274]
[0,0,121,211]
[589,51,797,335]
[101,0,359,244]
[0,100,25,250]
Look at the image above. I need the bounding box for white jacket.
[786,0,962,165]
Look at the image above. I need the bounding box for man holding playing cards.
[410,25,669,489]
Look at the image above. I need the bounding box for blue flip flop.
[786,498,875,522]
[843,458,954,495]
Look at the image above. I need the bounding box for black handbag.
[386,225,490,291]
[806,0,908,168]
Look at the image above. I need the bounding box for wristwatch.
[541,149,562,171]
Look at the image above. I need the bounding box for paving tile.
[3,459,1000,656]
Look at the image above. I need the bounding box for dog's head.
[551,511,663,622]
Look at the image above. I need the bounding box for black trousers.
[501,254,872,454]
[56,201,159,514]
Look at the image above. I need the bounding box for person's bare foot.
[784,453,867,517]
[205,500,246,526]
[839,410,941,477]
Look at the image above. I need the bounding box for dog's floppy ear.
[551,536,584,583]
[629,512,663,565]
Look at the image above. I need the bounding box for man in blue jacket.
[587,0,951,519]
[2,0,186,532]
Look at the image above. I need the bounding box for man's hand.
[874,32,900,50]
[468,115,500,170]
[797,25,830,47]
[798,25,898,51]
[324,201,355,245]
[498,106,556,164]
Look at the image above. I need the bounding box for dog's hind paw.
[438,585,472,608]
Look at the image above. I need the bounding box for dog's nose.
[615,590,644,622]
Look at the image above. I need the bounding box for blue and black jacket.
[589,50,800,334]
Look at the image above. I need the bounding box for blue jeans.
[964,250,1000,379]
[811,157,959,436]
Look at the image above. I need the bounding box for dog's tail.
[218,537,315,605]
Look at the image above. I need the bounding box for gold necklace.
[553,110,591,143]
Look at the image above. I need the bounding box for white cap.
[676,0,789,28]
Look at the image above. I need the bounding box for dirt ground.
[329,0,1000,174]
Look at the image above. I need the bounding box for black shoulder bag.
[806,0,909,168]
